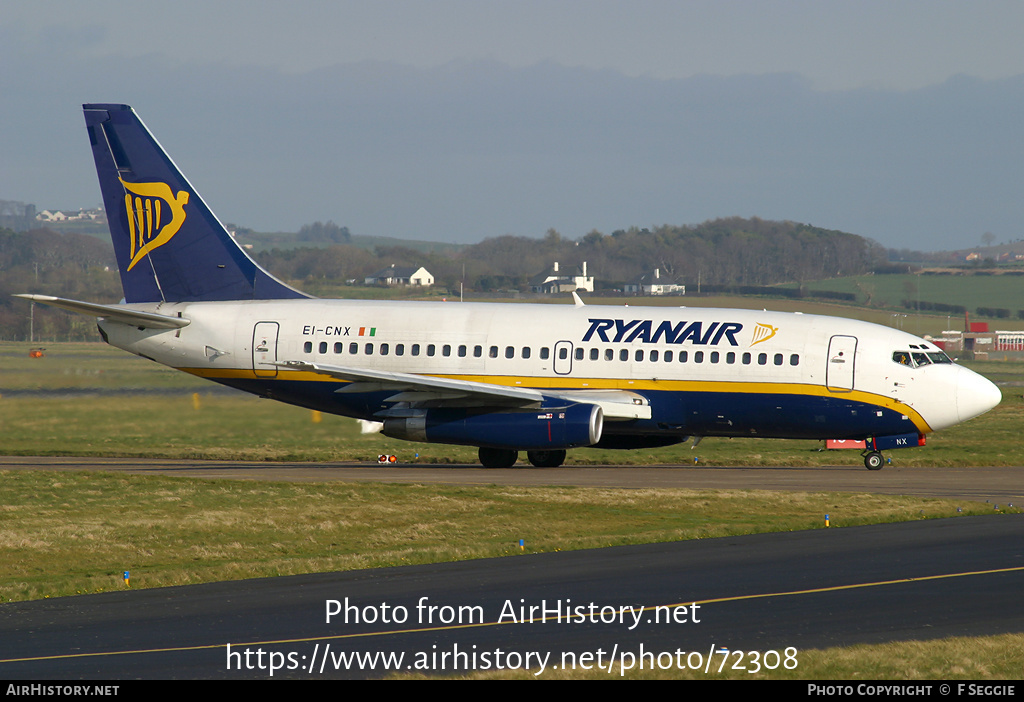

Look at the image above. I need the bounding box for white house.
[364,265,434,286]
[624,268,685,296]
[529,261,594,293]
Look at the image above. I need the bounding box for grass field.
[777,273,1024,332]
[3,469,1003,603]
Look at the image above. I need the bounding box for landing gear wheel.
[478,447,518,468]
[864,451,884,470]
[526,449,567,468]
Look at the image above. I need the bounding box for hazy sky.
[9,0,1024,90]
[2,1,1024,250]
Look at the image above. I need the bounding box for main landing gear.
[862,451,885,470]
[477,448,567,468]
[526,449,566,468]
[478,447,518,468]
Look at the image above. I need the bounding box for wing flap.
[278,360,652,419]
[546,389,652,420]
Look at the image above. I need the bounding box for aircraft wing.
[277,361,650,419]
[277,360,544,405]
[14,294,190,330]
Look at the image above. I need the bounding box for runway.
[3,455,1024,503]
[1,457,1023,679]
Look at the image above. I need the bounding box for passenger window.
[605,349,614,361]
[522,347,531,359]
[540,348,550,360]
[412,344,420,356]
[635,349,644,362]
[575,348,583,360]
[650,350,659,362]
[349,342,358,354]
[790,354,799,366]
[694,351,704,363]
[319,342,328,354]
[427,344,436,357]
[508,346,517,359]
[758,353,767,365]
[304,341,312,353]
[442,345,451,357]
[490,346,498,358]
[396,344,404,356]
[380,343,389,355]
[774,353,783,365]
[590,348,599,360]
[474,345,482,358]
[619,349,628,361]
[726,352,735,364]
[558,347,568,360]
[458,345,467,357]
[742,352,751,365]
[334,342,343,354]
[664,350,673,362]
[365,343,374,355]
[710,351,719,363]
[679,350,688,363]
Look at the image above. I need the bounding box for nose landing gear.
[863,451,885,470]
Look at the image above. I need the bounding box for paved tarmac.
[1,456,1022,679]
[3,455,1022,503]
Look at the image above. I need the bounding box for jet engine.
[382,403,603,450]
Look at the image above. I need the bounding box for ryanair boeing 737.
[18,104,1002,469]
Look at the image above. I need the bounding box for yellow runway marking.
[3,564,1022,665]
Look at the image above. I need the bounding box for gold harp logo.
[750,322,779,346]
[119,178,190,271]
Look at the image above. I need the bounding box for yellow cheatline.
[180,367,932,434]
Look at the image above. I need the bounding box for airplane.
[17,103,1002,471]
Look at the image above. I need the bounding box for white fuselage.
[98,299,1001,443]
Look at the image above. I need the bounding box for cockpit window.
[893,349,954,367]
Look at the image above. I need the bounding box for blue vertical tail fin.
[83,104,308,303]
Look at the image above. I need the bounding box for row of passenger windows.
[302,340,800,366]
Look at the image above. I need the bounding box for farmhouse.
[624,268,685,296]
[530,261,594,294]
[364,265,434,287]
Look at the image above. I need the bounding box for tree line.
[259,217,881,292]
[2,217,882,341]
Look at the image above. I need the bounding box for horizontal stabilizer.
[14,294,190,329]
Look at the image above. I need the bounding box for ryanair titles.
[583,318,743,346]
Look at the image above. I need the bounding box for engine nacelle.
[382,403,603,450]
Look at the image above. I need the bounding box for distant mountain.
[4,52,1023,251]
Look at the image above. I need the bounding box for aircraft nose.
[955,366,1001,423]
